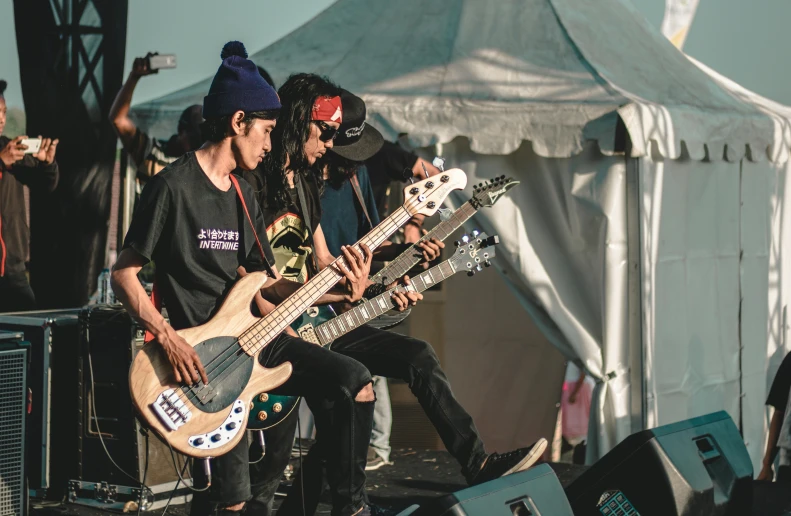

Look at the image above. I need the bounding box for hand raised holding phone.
[32,136,58,164]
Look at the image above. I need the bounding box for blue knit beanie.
[203,41,281,118]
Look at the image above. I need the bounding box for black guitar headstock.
[470,176,520,209]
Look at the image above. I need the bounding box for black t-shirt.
[364,140,418,218]
[241,167,321,283]
[767,351,791,411]
[122,152,275,330]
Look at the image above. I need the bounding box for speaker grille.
[0,347,27,516]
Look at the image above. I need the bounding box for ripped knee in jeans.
[353,381,375,403]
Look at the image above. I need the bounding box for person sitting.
[759,350,791,482]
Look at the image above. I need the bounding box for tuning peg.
[432,156,446,171]
[454,240,461,247]
[475,264,483,272]
[467,271,475,277]
[472,229,480,238]
[484,260,491,267]
[461,235,470,243]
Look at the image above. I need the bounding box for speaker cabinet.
[403,464,574,515]
[565,411,753,516]
[0,309,82,498]
[0,331,30,516]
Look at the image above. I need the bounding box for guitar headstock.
[470,176,520,209]
[402,168,468,217]
[448,231,499,276]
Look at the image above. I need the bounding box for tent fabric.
[132,0,789,163]
[436,138,632,461]
[128,0,791,465]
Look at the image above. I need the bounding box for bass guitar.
[248,232,499,430]
[127,170,467,458]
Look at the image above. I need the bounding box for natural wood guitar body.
[128,272,293,458]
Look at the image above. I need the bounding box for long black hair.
[323,151,360,189]
[260,73,341,209]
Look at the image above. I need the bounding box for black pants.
[277,325,488,516]
[190,332,374,516]
[0,273,36,312]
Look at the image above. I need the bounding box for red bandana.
[312,96,342,123]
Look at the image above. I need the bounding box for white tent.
[132,0,791,469]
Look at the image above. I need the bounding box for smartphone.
[20,138,42,155]
[148,54,177,70]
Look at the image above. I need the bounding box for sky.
[1,0,790,109]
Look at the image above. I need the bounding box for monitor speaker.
[565,411,753,516]
[397,463,574,515]
[0,331,30,516]
[0,309,82,498]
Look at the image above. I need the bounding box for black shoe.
[470,438,548,485]
[354,504,397,516]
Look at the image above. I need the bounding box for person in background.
[317,90,445,473]
[759,350,791,482]
[560,361,593,465]
[0,79,59,312]
[109,53,204,183]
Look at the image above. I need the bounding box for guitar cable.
[87,350,155,509]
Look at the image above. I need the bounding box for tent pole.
[625,139,645,433]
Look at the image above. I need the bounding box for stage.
[29,449,791,516]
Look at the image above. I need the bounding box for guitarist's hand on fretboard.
[389,275,422,311]
[333,243,374,303]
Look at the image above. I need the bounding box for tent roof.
[131,0,791,162]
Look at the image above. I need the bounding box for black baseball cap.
[330,89,384,162]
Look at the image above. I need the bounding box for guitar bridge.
[297,324,320,345]
[152,389,192,431]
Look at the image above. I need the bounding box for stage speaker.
[0,309,82,498]
[0,331,30,516]
[49,306,190,511]
[565,411,752,516]
[398,464,574,515]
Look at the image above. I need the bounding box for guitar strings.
[166,200,420,409]
[184,206,411,393]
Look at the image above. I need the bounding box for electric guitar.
[367,175,519,329]
[127,170,467,458]
[248,232,499,430]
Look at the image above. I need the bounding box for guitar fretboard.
[315,259,458,346]
[371,201,478,285]
[238,207,412,354]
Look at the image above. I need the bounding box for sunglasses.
[313,121,340,142]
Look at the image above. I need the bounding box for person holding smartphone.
[109,53,204,185]
[0,79,59,312]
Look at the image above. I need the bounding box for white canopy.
[133,0,789,163]
[129,0,791,467]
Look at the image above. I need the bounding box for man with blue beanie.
[112,42,379,516]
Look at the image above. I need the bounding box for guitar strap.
[349,171,373,230]
[143,174,276,343]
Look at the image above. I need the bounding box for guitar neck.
[371,201,478,285]
[314,258,459,346]
[240,207,412,354]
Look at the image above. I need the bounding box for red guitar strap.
[143,174,274,344]
[229,174,275,276]
[143,283,162,344]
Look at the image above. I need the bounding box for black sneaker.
[470,438,548,485]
